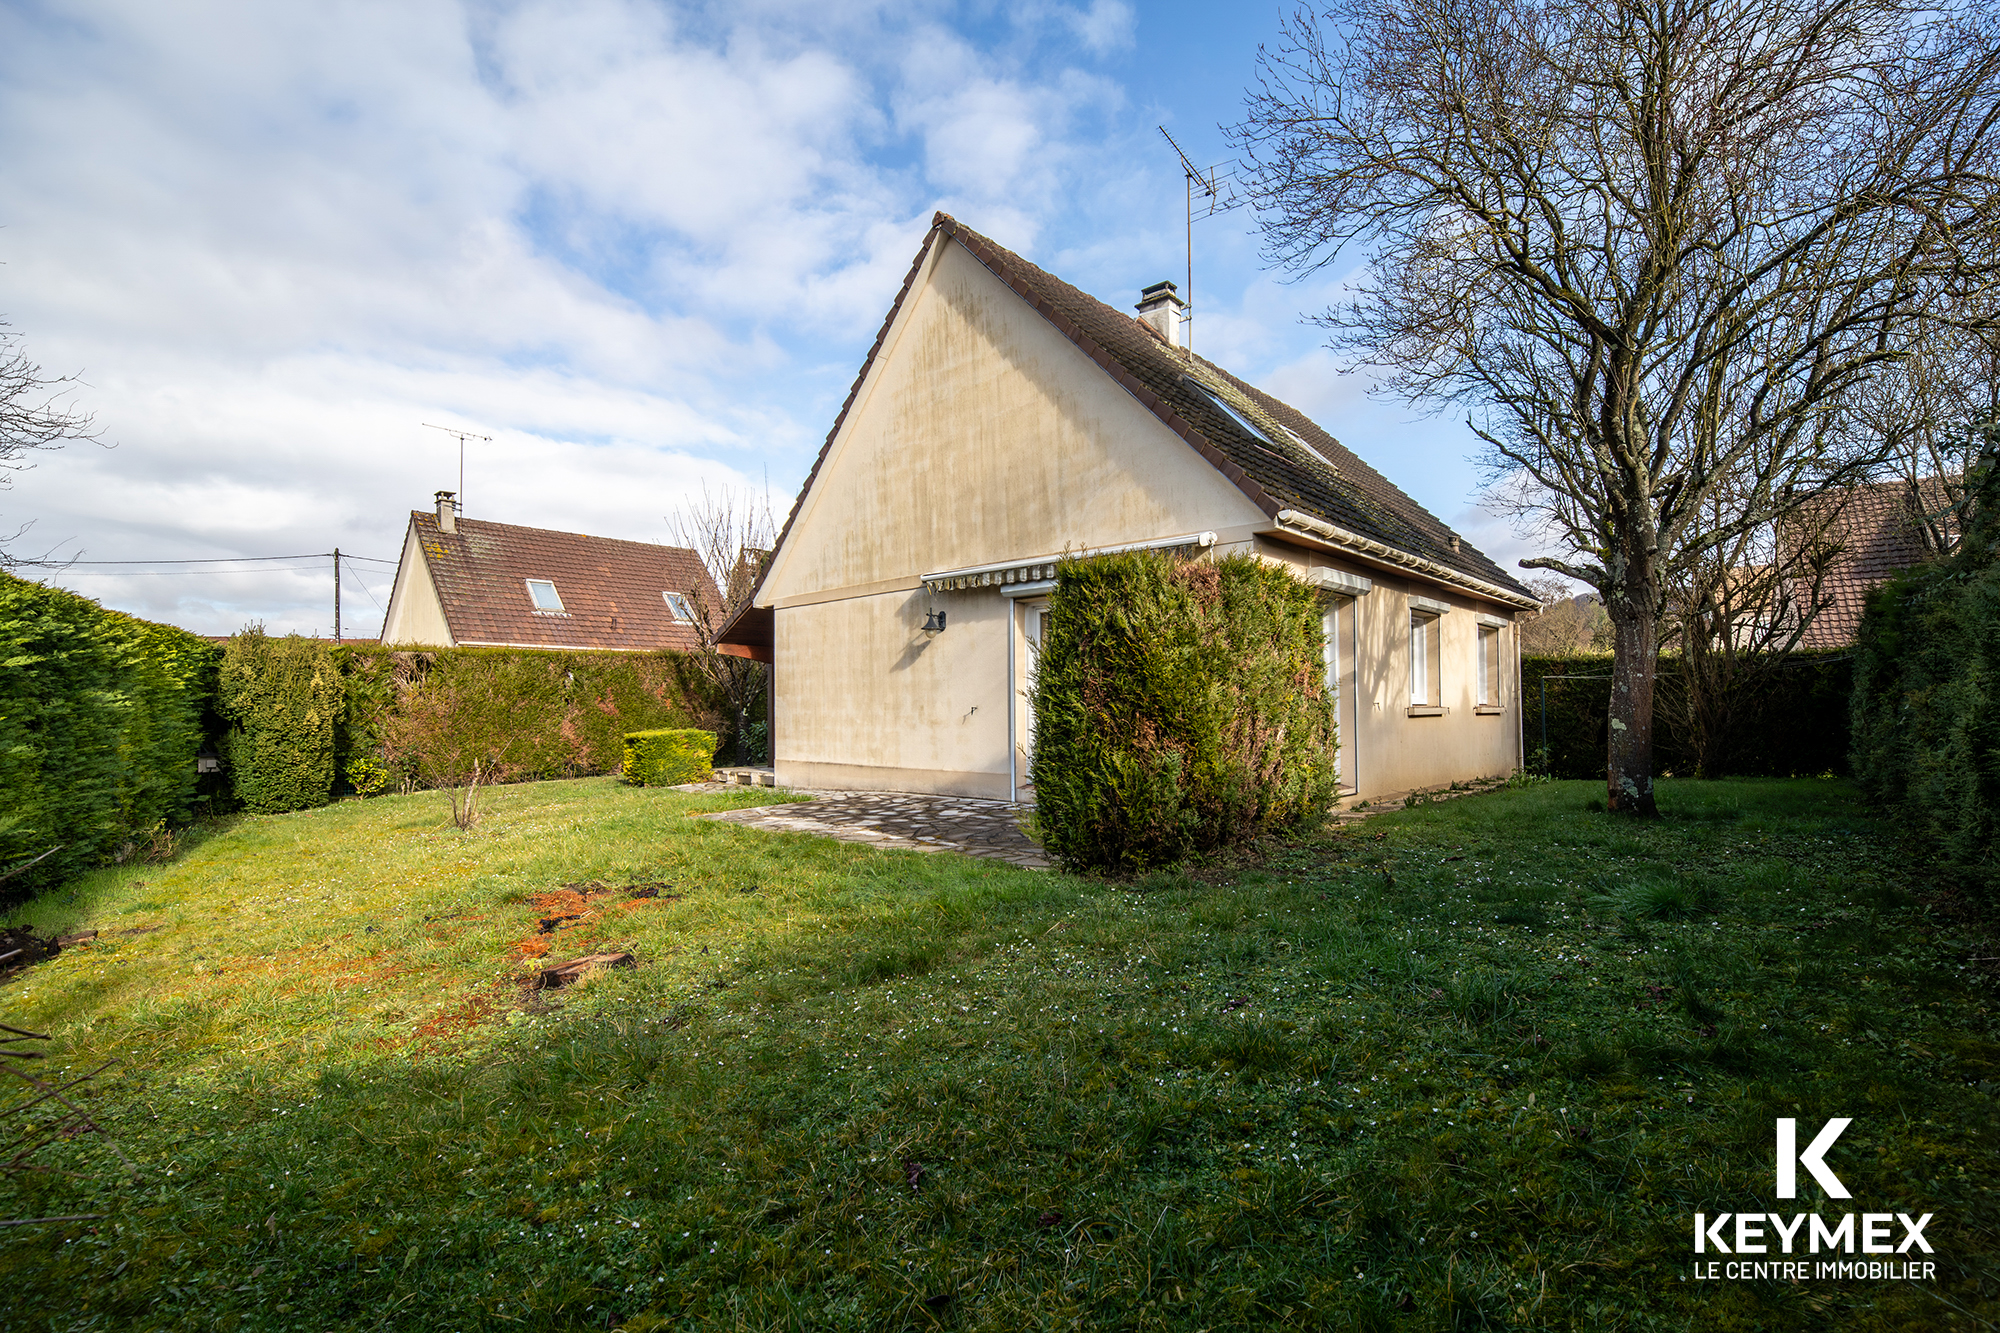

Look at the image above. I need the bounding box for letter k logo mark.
[1777,1118,1852,1199]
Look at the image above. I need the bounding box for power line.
[16,551,395,567]
[37,567,334,577]
[340,562,386,612]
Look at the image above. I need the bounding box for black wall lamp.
[923,609,948,634]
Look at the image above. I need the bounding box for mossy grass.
[3,777,1996,1329]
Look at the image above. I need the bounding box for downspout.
[1514,621,1524,777]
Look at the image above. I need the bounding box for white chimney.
[1135,280,1186,349]
[435,490,457,535]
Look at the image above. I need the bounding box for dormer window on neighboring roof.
[663,592,695,623]
[525,579,566,612]
[1182,375,1289,450]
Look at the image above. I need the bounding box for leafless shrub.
[1,1020,138,1228]
[1658,487,1848,776]
[447,760,485,831]
[665,484,777,766]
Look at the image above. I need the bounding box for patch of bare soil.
[0,927,96,980]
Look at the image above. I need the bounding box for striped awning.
[920,531,1216,596]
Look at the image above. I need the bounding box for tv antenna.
[421,423,492,515]
[1159,126,1246,357]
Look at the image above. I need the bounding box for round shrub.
[1030,550,1336,872]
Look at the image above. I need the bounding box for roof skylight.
[663,592,694,622]
[525,579,565,612]
[1183,376,1289,450]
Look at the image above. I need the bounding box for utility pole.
[333,548,342,644]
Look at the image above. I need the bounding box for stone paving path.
[688,776,1512,871]
[694,790,1051,869]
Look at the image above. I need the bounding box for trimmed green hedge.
[0,573,219,894]
[622,729,716,786]
[1031,550,1336,873]
[218,629,342,814]
[342,646,711,793]
[1851,453,2000,895]
[1523,652,1853,780]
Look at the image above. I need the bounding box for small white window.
[525,579,565,612]
[1410,612,1441,707]
[663,591,695,622]
[1477,624,1501,706]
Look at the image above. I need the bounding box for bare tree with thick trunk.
[1235,0,2000,813]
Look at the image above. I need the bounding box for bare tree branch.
[665,485,777,766]
[0,322,100,567]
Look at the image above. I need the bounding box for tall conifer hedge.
[1851,444,2000,895]
[218,629,342,814]
[0,573,217,893]
[1031,550,1336,872]
[340,647,706,793]
[1522,651,1854,779]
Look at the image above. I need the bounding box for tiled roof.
[938,217,1534,602]
[1797,479,1952,648]
[726,214,1535,650]
[410,511,718,651]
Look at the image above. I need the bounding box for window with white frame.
[525,579,566,613]
[663,591,695,623]
[1477,624,1501,705]
[1410,610,1441,706]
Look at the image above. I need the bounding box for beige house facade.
[722,215,1539,802]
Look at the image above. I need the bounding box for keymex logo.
[1688,1118,1938,1284]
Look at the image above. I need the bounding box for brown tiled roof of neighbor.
[1797,478,1953,649]
[722,212,1533,650]
[410,511,718,651]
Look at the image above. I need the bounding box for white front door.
[1022,600,1049,767]
[1323,596,1357,794]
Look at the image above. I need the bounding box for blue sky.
[0,0,1539,636]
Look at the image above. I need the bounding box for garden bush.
[621,728,717,786]
[1030,550,1336,872]
[218,629,342,814]
[342,646,709,794]
[1851,445,2000,895]
[0,573,218,894]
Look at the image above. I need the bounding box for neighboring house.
[1795,477,1956,649]
[718,214,1540,802]
[381,493,719,651]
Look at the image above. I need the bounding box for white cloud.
[5,1,1494,635]
[1064,0,1136,55]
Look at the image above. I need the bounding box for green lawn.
[3,776,1996,1331]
